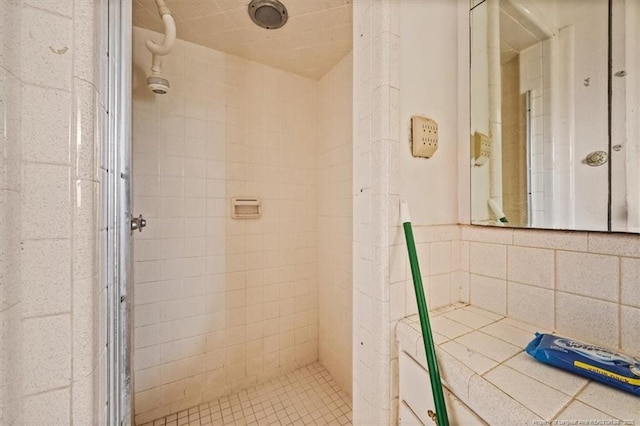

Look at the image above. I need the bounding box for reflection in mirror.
[611,0,640,232]
[469,0,640,232]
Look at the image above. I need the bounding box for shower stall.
[128,1,354,423]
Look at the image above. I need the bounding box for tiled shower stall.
[130,26,353,423]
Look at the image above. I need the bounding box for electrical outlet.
[411,116,438,158]
[472,131,491,166]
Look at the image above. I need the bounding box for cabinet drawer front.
[399,351,487,426]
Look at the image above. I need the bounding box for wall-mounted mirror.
[470,0,640,233]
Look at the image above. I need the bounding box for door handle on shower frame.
[131,214,147,233]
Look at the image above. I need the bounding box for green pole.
[400,200,449,426]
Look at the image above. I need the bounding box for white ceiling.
[499,5,546,64]
[133,0,353,80]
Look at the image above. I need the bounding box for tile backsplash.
[461,225,640,356]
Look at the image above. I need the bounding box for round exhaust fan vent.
[248,0,288,29]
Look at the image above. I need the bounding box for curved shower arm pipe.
[153,0,172,16]
[146,0,175,76]
[146,13,176,57]
[150,52,163,74]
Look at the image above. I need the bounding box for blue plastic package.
[525,333,640,396]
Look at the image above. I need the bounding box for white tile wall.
[556,292,619,349]
[0,0,105,424]
[132,27,321,424]
[462,225,640,355]
[507,246,554,289]
[318,52,353,397]
[0,2,24,422]
[556,251,619,302]
[352,0,403,423]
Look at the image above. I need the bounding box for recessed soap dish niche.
[231,197,262,219]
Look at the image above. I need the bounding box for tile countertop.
[396,304,640,425]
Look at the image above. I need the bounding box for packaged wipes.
[525,332,640,396]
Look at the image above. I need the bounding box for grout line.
[617,256,622,349]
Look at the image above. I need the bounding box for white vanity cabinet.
[398,351,486,426]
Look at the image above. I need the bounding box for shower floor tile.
[141,362,352,426]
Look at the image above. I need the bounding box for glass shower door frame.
[105,0,133,424]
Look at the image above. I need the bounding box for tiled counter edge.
[396,304,639,425]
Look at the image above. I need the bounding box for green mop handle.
[400,199,449,426]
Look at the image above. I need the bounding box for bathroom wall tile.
[470,274,506,315]
[22,239,71,317]
[71,373,95,426]
[620,306,640,357]
[556,251,618,302]
[0,191,22,310]
[450,240,461,272]
[0,302,22,424]
[73,80,99,180]
[23,387,70,426]
[389,282,405,321]
[507,246,554,288]
[0,71,23,192]
[22,85,71,164]
[404,278,418,316]
[389,243,406,284]
[512,229,588,251]
[461,225,513,245]
[21,7,72,91]
[23,315,71,394]
[507,282,554,330]
[429,274,452,309]
[577,382,640,420]
[22,163,70,240]
[72,276,97,378]
[73,178,98,253]
[414,225,460,243]
[484,365,570,421]
[24,0,73,17]
[430,241,451,275]
[588,232,640,258]
[415,243,429,276]
[469,242,506,279]
[621,257,640,308]
[460,240,469,271]
[0,1,22,77]
[454,271,470,303]
[73,0,98,84]
[556,292,618,348]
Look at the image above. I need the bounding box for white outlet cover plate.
[412,116,438,158]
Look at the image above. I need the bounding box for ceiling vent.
[248,0,288,30]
